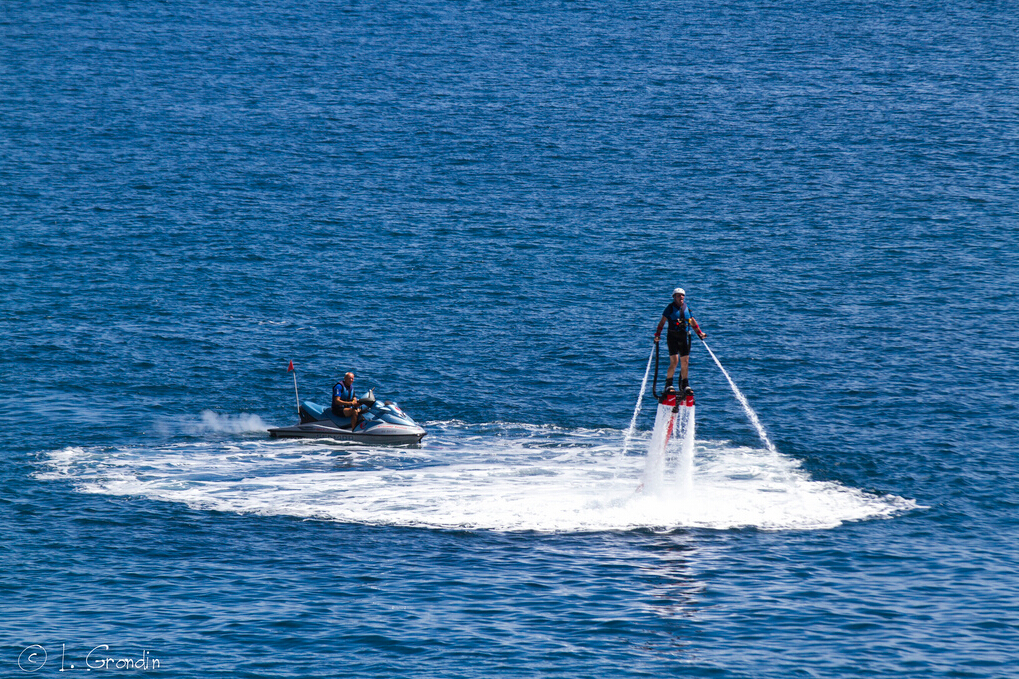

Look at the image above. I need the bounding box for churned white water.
[641,402,674,495]
[641,402,696,497]
[676,405,696,495]
[36,418,915,532]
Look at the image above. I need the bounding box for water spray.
[700,339,777,454]
[619,344,656,464]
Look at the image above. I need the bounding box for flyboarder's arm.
[653,316,667,342]
[689,317,707,340]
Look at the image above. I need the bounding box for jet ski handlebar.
[359,388,377,409]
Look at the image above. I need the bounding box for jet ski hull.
[267,422,425,444]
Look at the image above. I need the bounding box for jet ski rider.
[332,372,362,431]
[653,288,707,393]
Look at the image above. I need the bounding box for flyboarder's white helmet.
[672,287,686,296]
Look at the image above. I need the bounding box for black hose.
[651,339,660,400]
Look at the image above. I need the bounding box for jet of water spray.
[701,340,777,454]
[620,344,656,461]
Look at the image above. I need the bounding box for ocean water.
[3,0,1018,676]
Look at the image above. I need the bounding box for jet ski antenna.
[287,359,301,416]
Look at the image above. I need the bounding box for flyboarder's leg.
[666,333,681,387]
[666,353,679,386]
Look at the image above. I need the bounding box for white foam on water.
[35,420,917,533]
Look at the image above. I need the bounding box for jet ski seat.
[299,400,374,427]
[299,401,346,426]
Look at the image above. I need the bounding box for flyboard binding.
[655,386,694,449]
[658,386,695,413]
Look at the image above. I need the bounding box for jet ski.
[267,389,426,444]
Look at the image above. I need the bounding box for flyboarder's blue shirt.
[333,382,355,402]
[662,301,694,335]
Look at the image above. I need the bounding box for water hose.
[651,339,660,400]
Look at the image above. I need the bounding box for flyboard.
[638,341,696,494]
[650,338,696,445]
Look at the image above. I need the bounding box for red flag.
[287,360,294,372]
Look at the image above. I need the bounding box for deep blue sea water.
[3,0,1018,676]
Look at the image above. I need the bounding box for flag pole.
[288,360,301,415]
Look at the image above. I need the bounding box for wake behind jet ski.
[268,364,425,444]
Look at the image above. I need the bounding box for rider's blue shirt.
[662,301,694,335]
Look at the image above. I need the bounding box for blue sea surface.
[3,0,1018,676]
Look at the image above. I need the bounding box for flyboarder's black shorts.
[667,332,691,357]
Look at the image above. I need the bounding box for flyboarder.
[653,288,707,394]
